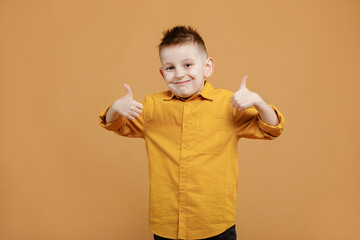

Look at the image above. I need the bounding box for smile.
[174,80,191,85]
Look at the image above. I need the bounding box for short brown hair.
[158,25,207,56]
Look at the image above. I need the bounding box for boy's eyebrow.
[182,58,195,62]
[162,62,172,66]
[163,58,195,66]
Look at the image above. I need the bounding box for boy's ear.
[204,57,215,78]
[159,67,164,78]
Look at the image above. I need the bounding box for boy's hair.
[158,25,207,56]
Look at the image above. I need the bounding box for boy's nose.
[175,69,185,79]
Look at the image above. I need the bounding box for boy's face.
[159,43,214,98]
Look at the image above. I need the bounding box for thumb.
[239,75,248,90]
[123,83,133,98]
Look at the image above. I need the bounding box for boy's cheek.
[163,75,173,83]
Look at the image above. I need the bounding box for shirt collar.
[163,81,214,101]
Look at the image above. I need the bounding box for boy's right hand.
[106,84,143,122]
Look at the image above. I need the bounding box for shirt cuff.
[99,105,127,131]
[258,105,285,137]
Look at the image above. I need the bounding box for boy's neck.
[173,80,207,101]
[175,95,191,101]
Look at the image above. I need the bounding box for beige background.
[1,0,359,239]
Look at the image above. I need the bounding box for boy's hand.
[106,84,143,122]
[231,76,262,111]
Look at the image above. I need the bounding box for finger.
[231,99,237,108]
[131,107,142,115]
[239,75,248,90]
[232,101,238,109]
[236,105,244,111]
[125,114,134,121]
[230,94,236,105]
[123,83,133,98]
[133,100,143,109]
[234,102,246,111]
[130,111,140,118]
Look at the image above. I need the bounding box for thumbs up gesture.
[107,83,143,121]
[230,76,262,111]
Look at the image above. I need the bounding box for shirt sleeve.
[233,104,284,140]
[98,100,146,138]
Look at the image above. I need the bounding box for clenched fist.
[230,76,262,111]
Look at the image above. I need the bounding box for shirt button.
[180,186,185,191]
[180,207,184,213]
[182,145,187,149]
[181,165,185,170]
[183,124,187,128]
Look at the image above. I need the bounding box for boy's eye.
[185,63,192,68]
[166,66,174,70]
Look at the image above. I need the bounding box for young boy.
[99,26,284,240]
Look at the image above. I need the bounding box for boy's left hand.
[230,76,262,111]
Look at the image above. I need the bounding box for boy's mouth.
[174,80,191,85]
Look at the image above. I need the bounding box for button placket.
[178,102,190,239]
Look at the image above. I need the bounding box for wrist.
[253,94,265,109]
[106,106,120,123]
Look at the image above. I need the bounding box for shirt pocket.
[195,118,228,155]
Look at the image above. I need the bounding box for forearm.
[105,105,120,123]
[254,98,279,126]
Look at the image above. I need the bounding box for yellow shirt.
[99,81,284,240]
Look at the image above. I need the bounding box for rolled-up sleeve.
[257,105,284,138]
[98,102,145,138]
[234,104,284,140]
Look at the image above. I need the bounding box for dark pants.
[154,225,236,240]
